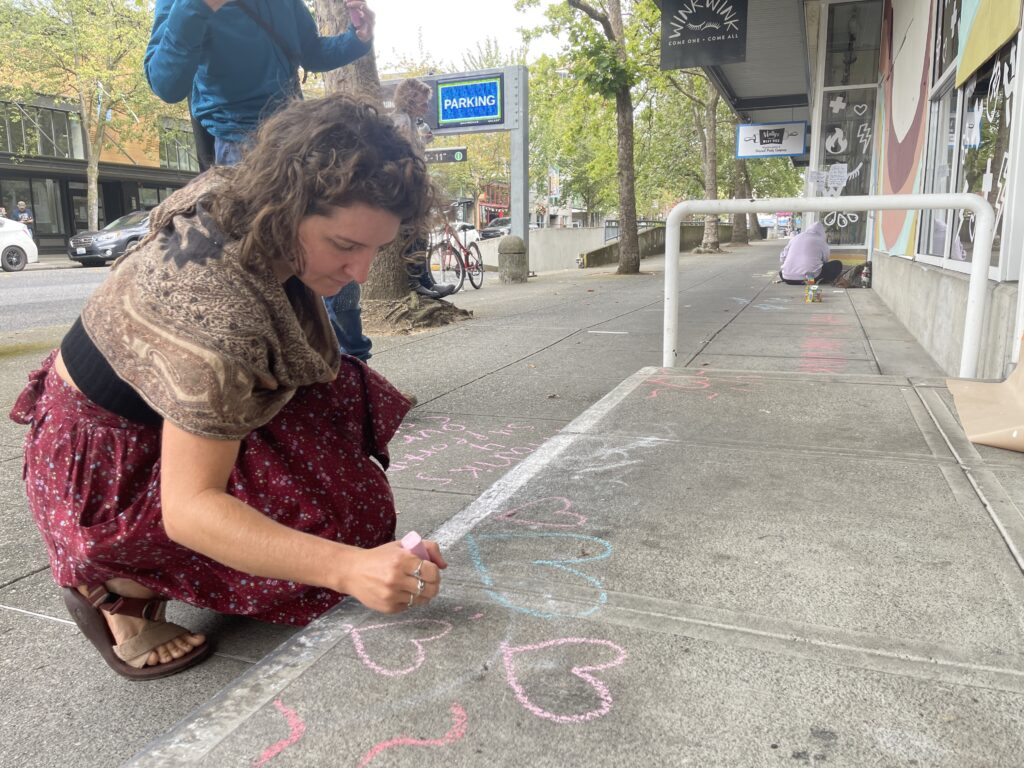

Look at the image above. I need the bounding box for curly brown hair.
[205,94,435,274]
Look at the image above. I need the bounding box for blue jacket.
[145,0,372,142]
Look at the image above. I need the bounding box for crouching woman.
[10,95,446,680]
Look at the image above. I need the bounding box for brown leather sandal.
[62,586,211,680]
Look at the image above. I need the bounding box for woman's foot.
[77,580,205,668]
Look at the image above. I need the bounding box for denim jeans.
[214,137,245,166]
[325,282,372,361]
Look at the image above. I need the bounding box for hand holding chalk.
[400,531,446,567]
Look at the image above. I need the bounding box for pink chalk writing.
[357,703,468,767]
[645,370,760,401]
[497,496,587,529]
[348,619,453,677]
[389,416,552,483]
[252,699,306,768]
[797,319,849,373]
[501,638,628,723]
[470,613,485,620]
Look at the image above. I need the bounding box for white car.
[1,218,39,272]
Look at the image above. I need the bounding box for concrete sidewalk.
[3,241,1023,766]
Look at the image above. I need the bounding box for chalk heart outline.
[346,619,453,677]
[853,104,868,116]
[496,496,587,529]
[501,638,628,723]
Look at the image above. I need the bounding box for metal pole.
[508,66,529,266]
[661,194,995,377]
[663,208,683,367]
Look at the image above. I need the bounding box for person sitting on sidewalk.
[778,221,843,285]
[10,96,446,681]
[390,78,455,299]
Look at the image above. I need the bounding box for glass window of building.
[30,179,66,235]
[159,120,199,173]
[0,102,85,160]
[68,113,85,159]
[953,41,1015,268]
[68,181,104,233]
[920,86,960,258]
[139,186,160,210]
[0,105,8,153]
[7,108,28,155]
[1,177,34,226]
[824,1,883,88]
[934,0,962,81]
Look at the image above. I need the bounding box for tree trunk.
[78,91,101,230]
[699,91,720,251]
[732,157,749,246]
[614,85,640,274]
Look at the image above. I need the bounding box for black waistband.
[60,317,161,425]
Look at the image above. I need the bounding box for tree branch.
[567,0,615,40]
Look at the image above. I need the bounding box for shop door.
[69,182,105,234]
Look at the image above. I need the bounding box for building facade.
[704,0,1022,378]
[0,97,198,255]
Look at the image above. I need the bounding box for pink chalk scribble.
[501,638,628,724]
[357,703,468,767]
[497,496,587,529]
[645,370,760,401]
[470,613,485,620]
[252,699,306,768]
[348,619,453,677]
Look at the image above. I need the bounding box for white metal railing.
[663,194,996,378]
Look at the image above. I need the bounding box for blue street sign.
[436,76,504,129]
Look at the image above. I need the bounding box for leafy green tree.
[0,0,168,230]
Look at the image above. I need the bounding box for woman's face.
[294,203,400,297]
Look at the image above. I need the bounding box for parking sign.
[436,75,504,129]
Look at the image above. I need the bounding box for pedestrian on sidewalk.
[10,96,446,681]
[778,221,843,285]
[145,0,378,361]
[390,77,455,300]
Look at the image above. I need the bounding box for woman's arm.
[144,0,218,104]
[294,0,373,73]
[160,421,445,613]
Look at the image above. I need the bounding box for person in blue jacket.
[144,0,377,362]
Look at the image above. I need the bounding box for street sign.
[736,122,807,159]
[436,75,504,129]
[425,147,469,164]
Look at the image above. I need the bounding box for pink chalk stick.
[400,531,433,562]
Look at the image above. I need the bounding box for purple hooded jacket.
[779,222,830,281]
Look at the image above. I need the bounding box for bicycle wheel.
[428,240,465,293]
[465,242,484,289]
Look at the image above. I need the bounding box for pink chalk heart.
[501,638,628,723]
[348,619,453,677]
[497,496,587,528]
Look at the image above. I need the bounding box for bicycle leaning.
[427,206,484,293]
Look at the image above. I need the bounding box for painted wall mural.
[875,0,933,256]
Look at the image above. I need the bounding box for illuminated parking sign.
[436,75,504,129]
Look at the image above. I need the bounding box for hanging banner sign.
[735,121,807,159]
[660,0,749,70]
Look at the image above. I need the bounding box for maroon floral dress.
[10,352,409,626]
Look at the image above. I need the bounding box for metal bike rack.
[663,194,996,378]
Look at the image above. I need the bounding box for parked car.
[68,210,150,267]
[478,216,511,240]
[0,217,39,272]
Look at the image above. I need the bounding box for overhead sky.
[365,0,564,71]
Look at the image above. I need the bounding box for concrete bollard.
[498,235,528,284]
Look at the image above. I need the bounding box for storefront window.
[920,86,960,258]
[0,102,85,160]
[824,1,883,87]
[69,181,104,233]
[139,186,160,210]
[819,88,876,246]
[934,0,961,80]
[953,41,1015,268]
[30,179,66,235]
[0,177,34,228]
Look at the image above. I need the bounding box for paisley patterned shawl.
[81,173,341,439]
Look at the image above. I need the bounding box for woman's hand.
[336,540,447,614]
[346,1,375,42]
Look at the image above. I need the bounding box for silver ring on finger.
[411,561,423,579]
[408,593,415,608]
[415,578,426,595]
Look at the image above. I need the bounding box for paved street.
[3,242,1023,767]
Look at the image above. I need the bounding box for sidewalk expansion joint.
[440,577,1024,696]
